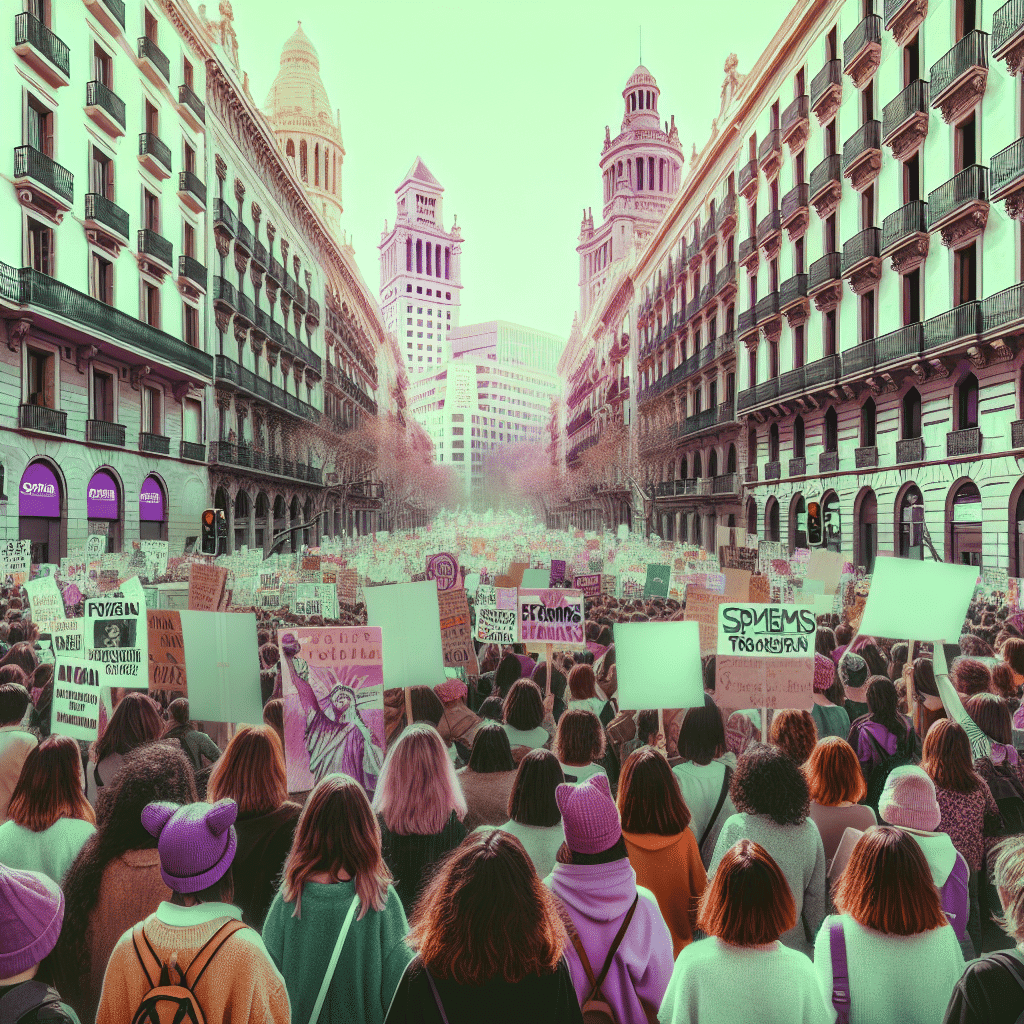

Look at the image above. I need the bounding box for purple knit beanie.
[814,653,835,694]
[556,773,622,855]
[0,866,63,977]
[142,799,238,894]
[878,766,941,832]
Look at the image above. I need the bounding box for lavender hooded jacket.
[544,858,674,1024]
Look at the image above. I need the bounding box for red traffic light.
[807,502,820,517]
[203,510,215,527]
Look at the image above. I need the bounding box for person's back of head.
[166,698,190,728]
[0,864,66,987]
[676,694,727,766]
[467,723,516,774]
[964,692,1013,746]
[567,663,597,702]
[865,675,904,737]
[207,724,287,817]
[554,709,604,767]
[805,737,866,808]
[618,747,691,836]
[495,653,523,699]
[508,750,563,828]
[7,734,95,833]
[877,765,941,831]
[0,680,30,727]
[408,685,444,728]
[555,772,625,864]
[478,695,504,723]
[768,709,817,766]
[731,743,810,826]
[503,679,545,732]
[952,657,992,698]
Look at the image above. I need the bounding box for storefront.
[87,469,121,553]
[139,475,167,541]
[18,461,62,565]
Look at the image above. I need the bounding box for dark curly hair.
[730,743,810,826]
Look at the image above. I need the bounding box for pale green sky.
[225,0,791,340]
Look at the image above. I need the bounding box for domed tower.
[578,66,683,319]
[262,22,345,231]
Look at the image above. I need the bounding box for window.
[90,146,114,200]
[958,372,979,429]
[183,57,194,91]
[26,218,53,276]
[769,336,779,378]
[27,348,54,408]
[824,308,838,356]
[825,212,837,253]
[899,485,925,559]
[794,324,805,368]
[769,422,780,461]
[90,253,113,304]
[903,387,922,438]
[93,370,114,422]
[93,43,112,88]
[904,152,921,203]
[795,236,805,275]
[904,34,920,84]
[183,303,199,347]
[862,80,874,123]
[826,25,838,61]
[956,114,977,171]
[824,406,838,452]
[861,185,875,230]
[824,118,837,157]
[957,0,977,39]
[861,397,876,446]
[184,141,196,175]
[860,290,876,343]
[144,189,159,231]
[183,397,202,443]
[770,100,780,130]
[28,0,50,26]
[183,220,196,258]
[143,282,160,327]
[794,416,805,458]
[903,269,921,324]
[25,95,53,157]
[145,7,158,43]
[145,100,159,136]
[141,386,162,434]
[955,243,978,304]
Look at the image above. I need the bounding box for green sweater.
[262,879,413,1024]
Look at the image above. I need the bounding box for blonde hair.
[371,723,466,834]
[992,836,1024,943]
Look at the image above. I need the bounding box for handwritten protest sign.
[807,548,846,596]
[719,546,758,573]
[684,587,728,655]
[476,606,518,643]
[139,540,169,581]
[426,552,461,592]
[644,564,671,598]
[51,658,101,741]
[147,610,186,698]
[550,560,566,586]
[749,574,771,603]
[23,575,63,629]
[279,626,386,793]
[615,622,703,711]
[0,540,30,587]
[49,618,84,656]
[85,578,147,687]
[717,603,817,656]
[721,568,752,602]
[518,589,586,650]
[188,563,228,611]
[84,535,106,563]
[438,588,478,674]
[716,656,814,710]
[573,574,602,598]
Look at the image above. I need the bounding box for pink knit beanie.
[142,799,238,894]
[556,773,622,855]
[814,653,835,694]
[435,679,468,704]
[0,866,63,976]
[877,766,941,832]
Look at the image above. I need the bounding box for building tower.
[578,66,683,318]
[378,158,463,376]
[262,22,345,232]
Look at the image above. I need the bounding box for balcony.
[745,465,759,482]
[841,227,881,294]
[927,165,989,246]
[738,308,758,340]
[780,274,808,317]
[765,461,782,480]
[138,132,171,180]
[1015,420,1024,451]
[138,228,173,275]
[810,58,843,123]
[700,218,717,252]
[178,170,206,212]
[13,13,70,88]
[947,427,981,458]
[789,456,807,476]
[984,280,1024,334]
[875,322,924,366]
[738,158,758,200]
[236,292,256,325]
[885,0,928,46]
[213,276,238,314]
[177,83,205,130]
[842,120,882,191]
[880,200,929,273]
[251,242,268,271]
[808,251,843,309]
[992,137,1024,221]
[84,0,125,33]
[994,0,1024,74]
[896,437,925,463]
[781,95,810,150]
[929,31,989,123]
[137,35,170,85]
[923,301,982,352]
[855,445,878,468]
[809,153,842,218]
[687,237,702,268]
[180,440,206,462]
[567,408,593,436]
[738,235,759,271]
[178,255,207,293]
[781,183,809,238]
[294,285,308,311]
[686,296,699,321]
[758,128,783,180]
[214,199,236,238]
[84,193,129,254]
[4,264,211,381]
[715,261,737,299]
[712,472,740,496]
[85,80,126,138]
[137,432,170,455]
[845,15,883,86]
[19,404,66,436]
[779,367,805,400]
[13,146,73,222]
[755,291,780,328]
[86,420,125,446]
[236,222,254,256]
[882,80,929,161]
[757,208,782,259]
[699,281,715,311]
[821,451,841,475]
[716,192,738,236]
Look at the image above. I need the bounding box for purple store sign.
[139,476,165,522]
[87,470,119,520]
[19,463,60,518]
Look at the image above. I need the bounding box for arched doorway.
[139,475,167,542]
[19,461,64,565]
[789,493,806,554]
[948,479,982,567]
[87,468,123,553]
[746,497,757,537]
[855,487,877,572]
[897,483,925,560]
[1011,481,1024,578]
[274,495,287,550]
[254,492,270,552]
[765,496,780,542]
[214,486,230,556]
[234,490,251,552]
[821,489,841,553]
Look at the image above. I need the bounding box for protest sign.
[438,588,479,674]
[426,552,461,592]
[178,611,262,725]
[981,566,1009,594]
[188,563,228,611]
[279,626,386,793]
[147,610,186,698]
[573,574,602,598]
[807,549,846,596]
[518,589,586,650]
[644,564,671,598]
[721,568,751,602]
[719,546,758,573]
[0,540,30,587]
[717,603,817,656]
[550,560,566,586]
[476,606,518,644]
[23,575,63,629]
[84,580,147,687]
[684,587,728,655]
[84,535,106,563]
[749,574,771,604]
[51,658,101,741]
[617,524,629,541]
[856,556,979,642]
[715,656,814,710]
[521,568,550,590]
[614,621,704,711]
[49,618,84,656]
[365,580,445,690]
[139,540,169,580]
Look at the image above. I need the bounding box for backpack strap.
[131,922,162,989]
[699,765,733,850]
[590,895,640,1002]
[829,919,851,1024]
[989,950,1024,999]
[183,919,248,990]
[0,981,62,1024]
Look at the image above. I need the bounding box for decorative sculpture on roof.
[720,53,744,118]
[198,1,240,68]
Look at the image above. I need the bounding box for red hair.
[768,710,817,765]
[804,737,867,806]
[207,724,289,815]
[568,663,597,701]
[7,735,95,831]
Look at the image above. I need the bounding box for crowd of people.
[1,521,1024,1022]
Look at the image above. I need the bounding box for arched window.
[824,407,838,452]
[746,497,758,536]
[299,140,308,181]
[861,398,876,447]
[958,373,979,430]
[637,157,645,191]
[314,144,320,185]
[898,484,925,559]
[286,138,295,160]
[708,450,718,477]
[769,422,780,461]
[649,157,655,192]
[903,387,922,438]
[792,494,807,552]
[793,416,805,459]
[822,490,841,552]
[659,159,665,191]
[949,480,982,567]
[445,247,451,279]
[727,443,737,473]
[406,237,412,272]
[747,427,757,466]
[693,451,702,478]
[766,497,780,542]
[857,488,878,572]
[416,239,422,274]
[332,153,337,194]
[325,149,330,191]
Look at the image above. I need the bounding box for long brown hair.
[7,734,95,831]
[281,774,391,920]
[920,719,983,794]
[207,724,288,815]
[92,691,163,763]
[617,747,691,835]
[407,828,566,984]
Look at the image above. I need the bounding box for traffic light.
[201,509,217,554]
[807,500,822,546]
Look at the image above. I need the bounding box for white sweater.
[0,817,95,885]
[813,915,964,1024]
[672,754,737,861]
[496,819,565,880]
[658,937,830,1024]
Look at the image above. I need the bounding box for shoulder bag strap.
[423,966,451,1024]
[591,895,640,997]
[555,901,600,995]
[185,919,249,990]
[699,765,733,849]
[829,919,851,1024]
[131,922,161,988]
[305,894,360,1024]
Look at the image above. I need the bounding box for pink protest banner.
[573,574,602,598]
[279,626,385,794]
[438,588,479,674]
[716,655,814,710]
[518,589,586,651]
[188,563,227,611]
[426,552,462,592]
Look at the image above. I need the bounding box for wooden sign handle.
[545,643,553,695]
[405,686,413,728]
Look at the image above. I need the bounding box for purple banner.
[86,470,119,520]
[19,462,60,518]
[139,475,165,522]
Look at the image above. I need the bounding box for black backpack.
[976,757,1024,837]
[862,726,919,814]
[0,981,72,1023]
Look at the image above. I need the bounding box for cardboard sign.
[178,611,262,725]
[426,552,462,592]
[0,540,30,587]
[717,603,817,656]
[84,578,147,687]
[749,574,771,604]
[981,566,1009,594]
[279,626,385,793]
[721,568,752,602]
[684,587,728,656]
[188,563,228,611]
[476,606,519,644]
[807,548,846,596]
[574,574,602,598]
[644,564,671,598]
[719,546,758,573]
[520,568,551,590]
[716,655,814,710]
[518,589,586,650]
[614,621,704,711]
[49,618,84,656]
[550,560,567,587]
[856,556,979,642]
[438,588,479,674]
[507,562,529,586]
[139,540,169,580]
[51,658,101,741]
[364,580,445,690]
[23,575,63,629]
[84,535,106,563]
[147,610,186,696]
